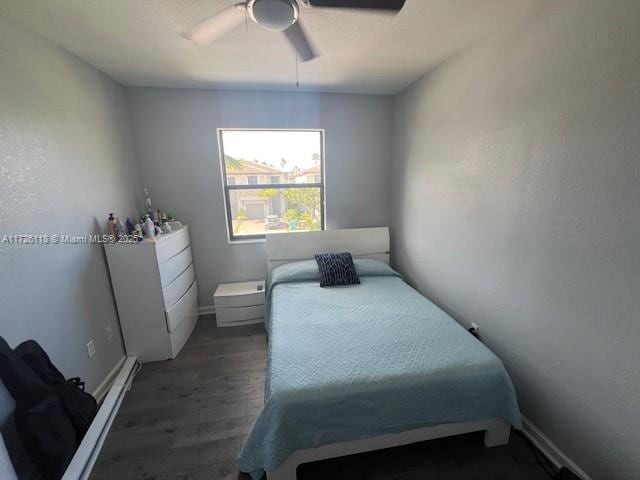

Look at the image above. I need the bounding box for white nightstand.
[214,280,265,327]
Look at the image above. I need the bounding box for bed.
[239,227,521,480]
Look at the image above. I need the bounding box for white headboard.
[264,227,390,272]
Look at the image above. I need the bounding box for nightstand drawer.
[215,292,264,308]
[216,305,264,326]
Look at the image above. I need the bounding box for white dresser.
[104,226,198,362]
[214,280,265,327]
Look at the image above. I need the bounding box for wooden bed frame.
[263,227,511,480]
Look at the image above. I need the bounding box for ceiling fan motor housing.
[248,0,300,31]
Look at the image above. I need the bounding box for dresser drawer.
[162,263,195,310]
[159,246,192,287]
[165,280,198,334]
[216,305,264,327]
[156,226,190,264]
[168,308,198,359]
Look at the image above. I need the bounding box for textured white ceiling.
[1,0,540,94]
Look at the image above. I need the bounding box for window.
[219,129,324,241]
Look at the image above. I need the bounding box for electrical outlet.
[86,340,96,358]
[471,322,480,333]
[105,324,114,340]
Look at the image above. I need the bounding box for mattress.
[239,259,521,479]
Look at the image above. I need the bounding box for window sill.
[227,238,266,245]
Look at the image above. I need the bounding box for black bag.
[15,340,98,441]
[0,337,77,479]
[0,338,49,408]
[15,394,77,480]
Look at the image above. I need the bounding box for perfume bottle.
[133,223,142,241]
[115,217,125,240]
[143,214,155,239]
[125,217,135,236]
[107,213,116,237]
[144,186,152,212]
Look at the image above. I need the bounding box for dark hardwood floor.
[91,315,553,480]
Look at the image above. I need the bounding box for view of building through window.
[219,130,324,240]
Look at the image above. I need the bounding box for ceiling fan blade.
[302,0,406,10]
[184,4,246,44]
[283,21,317,62]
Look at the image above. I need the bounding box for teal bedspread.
[239,260,521,479]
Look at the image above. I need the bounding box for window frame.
[217,128,326,243]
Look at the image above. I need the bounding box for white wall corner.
[92,356,126,403]
[520,416,592,480]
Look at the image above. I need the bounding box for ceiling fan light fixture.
[248,0,299,32]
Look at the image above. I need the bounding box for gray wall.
[126,88,393,305]
[0,16,141,392]
[391,1,640,478]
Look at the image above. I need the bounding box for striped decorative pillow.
[314,252,360,287]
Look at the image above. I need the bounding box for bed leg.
[483,418,511,447]
[267,461,298,480]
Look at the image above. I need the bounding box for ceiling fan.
[184,0,406,62]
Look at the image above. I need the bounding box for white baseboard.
[92,356,126,403]
[198,305,215,315]
[520,416,592,480]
